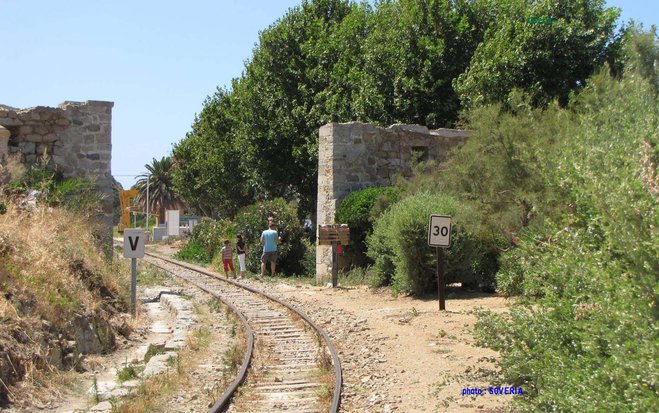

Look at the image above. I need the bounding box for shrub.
[367,193,496,295]
[175,239,211,264]
[6,159,102,215]
[474,49,658,411]
[233,198,306,275]
[335,186,401,259]
[299,240,316,277]
[188,218,236,259]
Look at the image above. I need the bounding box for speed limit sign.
[428,215,451,247]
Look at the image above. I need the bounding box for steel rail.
[143,256,253,413]
[144,251,342,413]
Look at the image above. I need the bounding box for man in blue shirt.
[260,222,280,279]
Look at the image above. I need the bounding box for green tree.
[455,0,620,108]
[355,0,486,127]
[134,156,182,224]
[173,0,625,219]
[171,88,249,217]
[230,0,358,213]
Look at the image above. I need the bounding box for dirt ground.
[6,241,516,412]
[150,241,517,412]
[271,282,515,412]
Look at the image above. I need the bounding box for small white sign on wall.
[166,210,180,236]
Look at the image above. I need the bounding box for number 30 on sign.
[428,215,451,248]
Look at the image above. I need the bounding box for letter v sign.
[129,236,140,250]
[123,229,146,258]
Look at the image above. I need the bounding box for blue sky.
[0,0,656,190]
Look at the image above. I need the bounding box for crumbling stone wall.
[316,122,469,283]
[0,101,112,178]
[0,101,114,242]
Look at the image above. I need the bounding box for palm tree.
[133,156,183,224]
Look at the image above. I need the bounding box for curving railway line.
[142,252,342,413]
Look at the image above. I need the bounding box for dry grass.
[0,202,130,326]
[315,348,336,409]
[0,197,130,406]
[0,154,25,185]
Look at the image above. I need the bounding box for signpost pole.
[331,241,338,288]
[146,174,150,236]
[429,214,450,311]
[124,229,145,318]
[131,257,137,317]
[437,247,445,311]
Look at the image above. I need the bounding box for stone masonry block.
[24,134,43,143]
[43,133,58,143]
[316,121,469,285]
[0,117,22,127]
[19,142,36,153]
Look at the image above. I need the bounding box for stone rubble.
[85,288,197,412]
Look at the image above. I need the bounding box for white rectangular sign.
[428,215,451,247]
[166,210,180,237]
[123,229,146,258]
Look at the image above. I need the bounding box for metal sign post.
[124,229,146,317]
[428,215,452,311]
[131,258,137,316]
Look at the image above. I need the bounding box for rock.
[46,345,63,369]
[111,314,132,338]
[90,401,113,411]
[73,315,103,354]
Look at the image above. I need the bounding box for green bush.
[474,44,658,411]
[7,161,102,214]
[299,240,316,277]
[335,186,401,259]
[188,218,236,259]
[175,239,211,264]
[233,198,306,275]
[367,193,496,295]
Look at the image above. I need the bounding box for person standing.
[236,234,247,279]
[220,239,236,278]
[260,222,280,279]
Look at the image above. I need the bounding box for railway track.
[142,252,342,413]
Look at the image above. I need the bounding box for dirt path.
[149,241,516,412]
[14,241,515,412]
[271,283,515,412]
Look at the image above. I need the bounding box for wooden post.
[331,241,338,287]
[437,247,445,310]
[318,225,349,287]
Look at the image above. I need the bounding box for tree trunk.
[158,206,165,225]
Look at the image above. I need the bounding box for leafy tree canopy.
[455,0,620,108]
[134,156,182,223]
[173,0,624,217]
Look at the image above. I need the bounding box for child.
[220,239,236,278]
[236,234,247,279]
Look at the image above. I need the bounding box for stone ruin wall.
[316,122,469,283]
[0,101,114,238]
